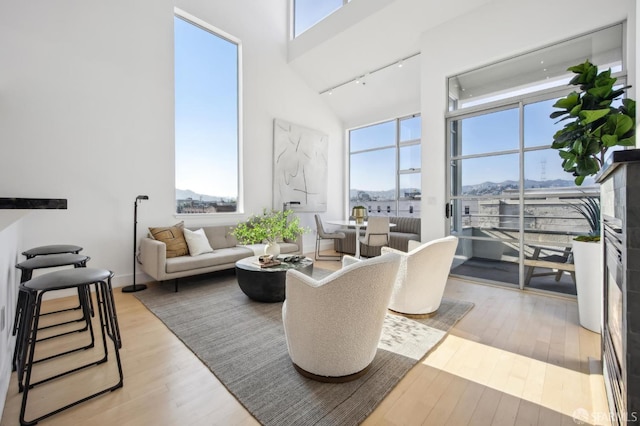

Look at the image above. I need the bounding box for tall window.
[174,13,240,214]
[445,23,625,293]
[293,0,349,37]
[349,115,421,218]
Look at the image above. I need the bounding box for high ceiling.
[288,0,493,127]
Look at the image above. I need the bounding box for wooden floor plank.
[1,255,606,426]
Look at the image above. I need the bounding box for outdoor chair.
[524,244,575,286]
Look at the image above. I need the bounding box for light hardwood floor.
[1,255,609,426]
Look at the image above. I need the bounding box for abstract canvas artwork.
[273,119,328,212]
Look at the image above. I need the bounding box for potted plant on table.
[550,60,635,332]
[231,209,306,256]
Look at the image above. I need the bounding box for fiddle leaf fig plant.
[550,60,636,185]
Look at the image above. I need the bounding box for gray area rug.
[135,270,473,425]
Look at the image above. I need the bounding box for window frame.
[173,8,244,216]
[348,113,421,217]
[445,77,627,291]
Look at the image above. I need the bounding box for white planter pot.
[264,241,281,256]
[572,240,602,333]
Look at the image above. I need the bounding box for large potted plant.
[550,60,635,333]
[232,209,306,255]
[550,60,635,185]
[568,196,601,332]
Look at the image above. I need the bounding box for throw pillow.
[183,228,214,256]
[148,222,189,258]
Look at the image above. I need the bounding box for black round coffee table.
[235,256,314,302]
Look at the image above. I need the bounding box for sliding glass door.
[447,94,600,294]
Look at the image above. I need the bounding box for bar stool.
[22,244,83,259]
[16,268,123,426]
[12,254,91,371]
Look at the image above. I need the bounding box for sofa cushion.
[166,247,252,274]
[184,228,214,256]
[200,225,240,249]
[149,222,189,258]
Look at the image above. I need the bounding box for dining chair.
[314,214,345,261]
[359,216,390,256]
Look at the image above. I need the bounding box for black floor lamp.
[122,195,149,293]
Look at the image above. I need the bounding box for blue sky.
[294,0,344,36]
[174,16,238,199]
[175,11,594,199]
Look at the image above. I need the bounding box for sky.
[175,7,613,200]
[350,117,421,192]
[349,97,591,193]
[174,16,238,199]
[294,0,345,37]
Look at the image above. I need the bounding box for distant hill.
[461,179,576,195]
[350,179,581,199]
[176,189,235,202]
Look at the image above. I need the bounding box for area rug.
[135,270,473,425]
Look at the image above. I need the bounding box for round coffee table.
[235,256,314,302]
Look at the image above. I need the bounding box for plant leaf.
[587,85,611,98]
[552,92,579,110]
[610,115,633,137]
[580,108,610,124]
[617,135,636,146]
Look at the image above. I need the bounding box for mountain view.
[350,179,578,200]
[460,178,576,196]
[176,189,236,202]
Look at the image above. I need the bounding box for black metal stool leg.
[18,268,124,425]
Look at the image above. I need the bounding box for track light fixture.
[320,52,420,95]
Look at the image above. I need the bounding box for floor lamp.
[122,195,149,293]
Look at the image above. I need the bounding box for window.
[448,23,623,111]
[174,13,240,214]
[349,115,421,217]
[293,0,349,37]
[445,23,626,293]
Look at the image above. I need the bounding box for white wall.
[419,0,637,242]
[0,0,343,290]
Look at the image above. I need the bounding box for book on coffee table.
[253,259,282,268]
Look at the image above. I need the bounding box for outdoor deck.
[451,257,577,295]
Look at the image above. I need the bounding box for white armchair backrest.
[388,236,458,315]
[283,252,401,378]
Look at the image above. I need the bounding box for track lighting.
[319,52,420,95]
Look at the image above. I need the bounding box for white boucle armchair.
[282,252,401,382]
[383,236,458,317]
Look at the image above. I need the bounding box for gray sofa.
[334,216,420,257]
[140,224,302,285]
